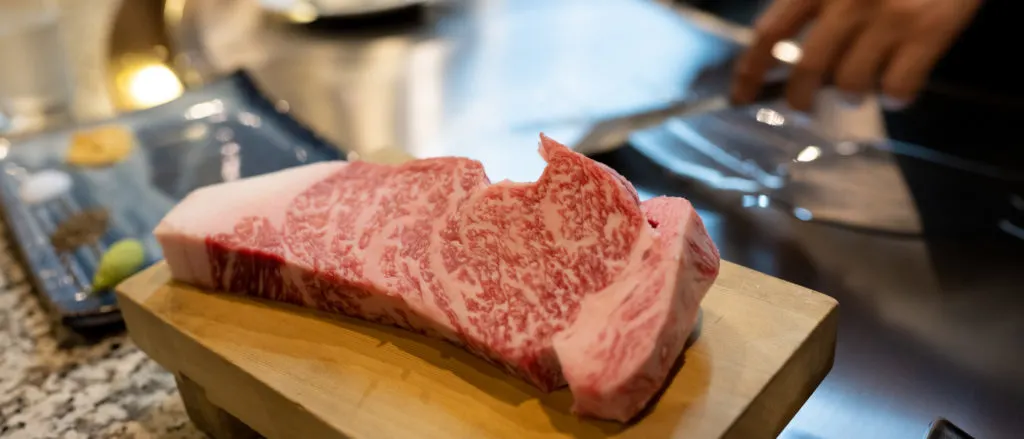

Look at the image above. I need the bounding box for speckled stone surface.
[0,0,207,436]
[1,0,203,437]
[0,263,203,439]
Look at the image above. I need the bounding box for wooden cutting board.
[116,261,836,439]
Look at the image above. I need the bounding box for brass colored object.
[106,0,211,112]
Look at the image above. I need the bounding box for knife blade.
[572,62,790,156]
[572,95,730,156]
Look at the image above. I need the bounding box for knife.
[572,95,730,156]
[572,63,789,156]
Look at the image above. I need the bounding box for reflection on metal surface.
[257,0,429,21]
[220,141,241,181]
[795,145,821,163]
[755,107,784,126]
[665,117,786,189]
[742,194,770,208]
[573,95,730,156]
[632,127,760,192]
[238,111,262,128]
[771,40,801,64]
[185,99,225,120]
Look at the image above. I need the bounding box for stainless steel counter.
[7,0,1020,437]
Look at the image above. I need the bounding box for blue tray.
[0,71,344,329]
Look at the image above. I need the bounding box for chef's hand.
[731,0,982,111]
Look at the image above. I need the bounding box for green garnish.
[92,239,145,292]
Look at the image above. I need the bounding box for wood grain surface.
[116,261,837,439]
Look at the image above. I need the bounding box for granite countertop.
[1,1,204,437]
[0,240,202,439]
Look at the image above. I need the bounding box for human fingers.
[880,41,948,110]
[833,15,902,105]
[880,0,982,109]
[784,0,867,111]
[732,0,818,104]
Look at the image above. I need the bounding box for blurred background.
[0,0,1021,438]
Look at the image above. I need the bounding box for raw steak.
[154,134,720,422]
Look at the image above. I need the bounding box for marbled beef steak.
[154,134,720,422]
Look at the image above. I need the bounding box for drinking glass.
[0,0,72,134]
